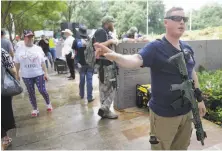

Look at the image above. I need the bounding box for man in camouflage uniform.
[94,16,118,119]
[123,27,139,39]
[122,26,149,43]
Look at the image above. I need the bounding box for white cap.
[61,29,73,35]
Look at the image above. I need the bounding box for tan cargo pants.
[150,109,193,150]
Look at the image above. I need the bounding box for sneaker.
[31,110,39,117]
[88,98,95,103]
[98,108,118,119]
[98,108,106,117]
[47,104,53,112]
[104,111,118,119]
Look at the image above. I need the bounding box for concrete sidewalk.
[7,72,222,150]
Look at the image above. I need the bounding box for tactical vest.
[154,37,195,110]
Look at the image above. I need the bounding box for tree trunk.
[18,20,24,38]
[6,25,13,42]
[68,6,71,22]
[1,1,12,27]
[6,14,14,42]
[15,18,23,37]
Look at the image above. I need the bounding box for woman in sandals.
[1,48,17,150]
[14,30,52,117]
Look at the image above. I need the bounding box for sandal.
[2,137,12,150]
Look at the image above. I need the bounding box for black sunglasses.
[164,16,189,22]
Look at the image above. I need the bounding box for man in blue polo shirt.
[93,7,206,150]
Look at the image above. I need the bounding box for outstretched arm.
[94,43,143,69]
[100,39,117,47]
[15,63,20,80]
[111,53,143,69]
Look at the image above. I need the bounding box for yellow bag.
[136,84,151,109]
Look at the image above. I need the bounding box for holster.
[98,58,113,84]
[171,97,190,110]
[99,64,104,83]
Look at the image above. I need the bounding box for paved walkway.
[7,71,222,150]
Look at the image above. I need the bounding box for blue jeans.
[79,65,94,100]
[49,48,56,61]
[74,58,79,72]
[45,52,53,68]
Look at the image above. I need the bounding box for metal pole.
[146,0,149,35]
[190,10,192,31]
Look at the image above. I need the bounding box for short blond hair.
[165,7,184,17]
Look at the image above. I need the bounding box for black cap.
[79,25,88,38]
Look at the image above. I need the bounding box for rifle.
[168,52,207,145]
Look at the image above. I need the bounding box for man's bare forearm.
[192,69,200,88]
[71,49,75,58]
[10,49,14,58]
[9,67,17,77]
[15,63,20,74]
[113,53,143,69]
[14,63,20,79]
[100,39,113,47]
[192,69,206,105]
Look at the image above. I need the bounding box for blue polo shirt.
[139,37,195,117]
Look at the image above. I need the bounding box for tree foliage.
[2,0,222,41]
[105,0,165,36]
[59,0,165,36]
[190,2,222,30]
[1,1,66,40]
[61,1,104,29]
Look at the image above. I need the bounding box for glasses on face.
[164,16,189,22]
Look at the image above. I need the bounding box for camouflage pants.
[98,65,116,111]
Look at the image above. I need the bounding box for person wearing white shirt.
[14,40,24,52]
[61,29,75,80]
[14,30,53,117]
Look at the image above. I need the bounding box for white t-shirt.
[14,41,24,51]
[14,45,45,78]
[62,36,74,57]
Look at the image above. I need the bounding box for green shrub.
[198,65,206,73]
[198,70,222,126]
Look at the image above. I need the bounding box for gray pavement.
[7,70,222,150]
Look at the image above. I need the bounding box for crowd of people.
[1,6,207,150]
